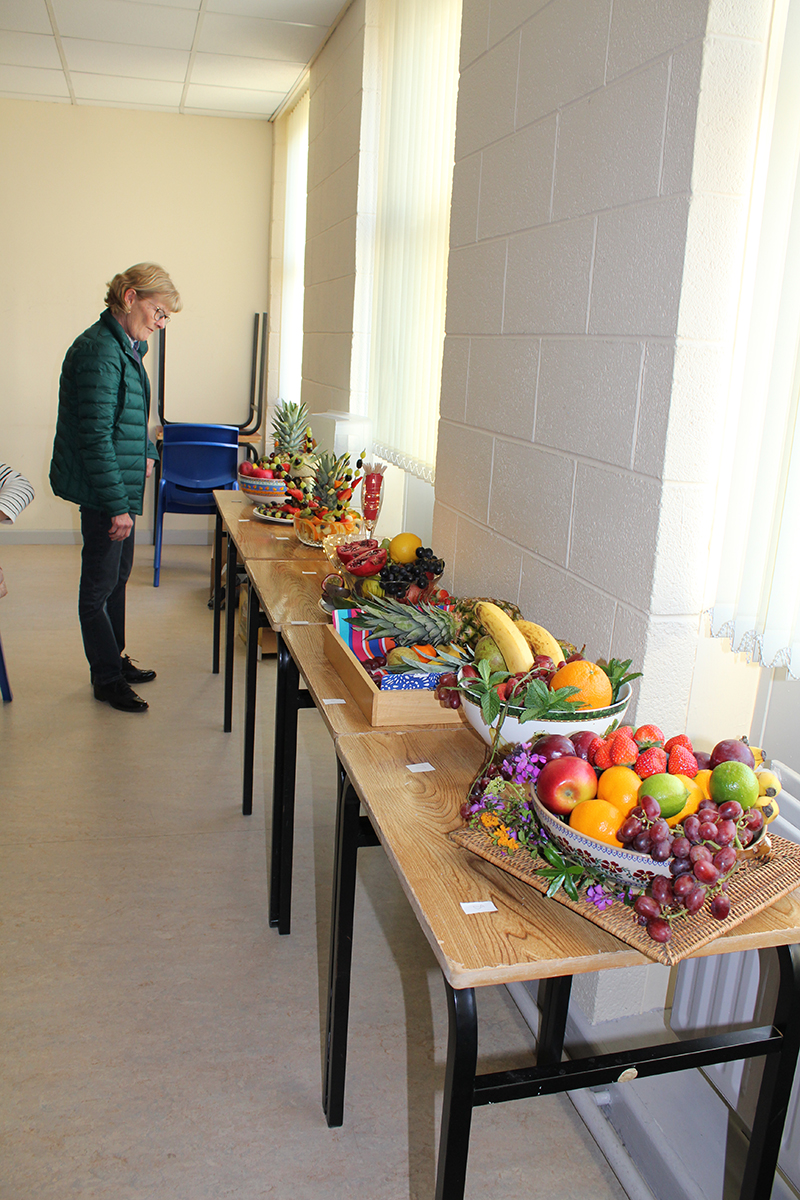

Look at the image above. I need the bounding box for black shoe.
[121,655,156,684]
[94,679,149,712]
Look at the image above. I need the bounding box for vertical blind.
[709,0,800,679]
[367,0,461,482]
[278,90,310,409]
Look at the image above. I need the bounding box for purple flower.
[586,883,613,911]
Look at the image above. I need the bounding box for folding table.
[326,727,800,1200]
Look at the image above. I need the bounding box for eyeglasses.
[152,305,171,325]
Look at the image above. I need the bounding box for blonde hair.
[105,263,183,317]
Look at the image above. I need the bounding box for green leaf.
[563,875,580,902]
[540,842,564,868]
[546,874,566,898]
[481,688,502,726]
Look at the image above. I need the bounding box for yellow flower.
[481,811,500,828]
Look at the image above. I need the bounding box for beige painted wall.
[0,99,271,538]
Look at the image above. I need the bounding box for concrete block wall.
[433,0,771,736]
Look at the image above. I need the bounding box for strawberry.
[592,739,613,770]
[615,726,634,739]
[610,732,638,766]
[664,733,693,753]
[668,745,698,776]
[634,724,664,748]
[635,746,668,779]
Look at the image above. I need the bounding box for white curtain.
[709,0,800,679]
[278,91,310,408]
[367,0,461,482]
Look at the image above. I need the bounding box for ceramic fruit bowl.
[293,511,361,547]
[528,788,671,889]
[238,472,286,504]
[460,682,632,748]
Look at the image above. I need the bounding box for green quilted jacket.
[50,310,158,517]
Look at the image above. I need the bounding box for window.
[278,91,310,408]
[709,0,800,679]
[366,0,461,482]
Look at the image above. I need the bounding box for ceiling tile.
[52,0,198,50]
[0,31,61,68]
[70,70,183,103]
[183,82,284,116]
[0,63,69,95]
[190,51,303,91]
[197,12,325,61]
[206,0,343,21]
[0,0,52,35]
[63,38,188,80]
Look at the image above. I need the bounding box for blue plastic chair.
[0,631,12,701]
[153,424,239,587]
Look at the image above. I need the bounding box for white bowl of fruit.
[238,462,286,504]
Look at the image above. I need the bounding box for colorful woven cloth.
[332,608,395,663]
[380,672,442,691]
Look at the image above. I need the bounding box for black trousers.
[78,507,135,686]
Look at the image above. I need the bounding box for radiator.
[671,761,800,1195]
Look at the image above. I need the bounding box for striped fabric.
[332,608,395,663]
[0,464,34,522]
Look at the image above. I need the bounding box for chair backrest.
[162,423,239,446]
[160,440,239,492]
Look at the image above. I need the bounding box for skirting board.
[0,529,214,546]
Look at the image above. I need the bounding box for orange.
[665,774,703,828]
[694,769,712,800]
[550,660,613,710]
[597,766,641,815]
[389,532,422,564]
[569,799,624,848]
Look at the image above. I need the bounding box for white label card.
[290,621,310,625]
[302,571,317,575]
[322,698,346,705]
[407,762,434,773]
[461,900,497,914]
[275,536,290,540]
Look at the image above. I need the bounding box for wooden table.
[211,490,323,732]
[269,623,464,934]
[240,560,329,816]
[326,727,800,1200]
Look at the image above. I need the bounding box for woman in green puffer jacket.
[50,263,182,712]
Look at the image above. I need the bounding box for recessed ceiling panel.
[0,31,62,69]
[197,13,325,61]
[206,0,343,21]
[0,63,69,95]
[71,70,183,104]
[190,51,303,92]
[183,82,284,116]
[0,0,52,35]
[63,38,189,80]
[52,0,197,49]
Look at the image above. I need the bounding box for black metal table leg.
[435,983,478,1200]
[324,766,364,1127]
[242,580,261,816]
[212,511,223,674]
[537,976,572,1067]
[740,942,800,1200]
[223,528,238,732]
[269,633,296,930]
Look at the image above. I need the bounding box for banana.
[477,602,534,674]
[514,619,564,666]
[759,798,780,825]
[756,767,782,798]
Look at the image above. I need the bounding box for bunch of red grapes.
[434,672,461,709]
[618,794,765,943]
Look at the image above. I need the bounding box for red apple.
[709,739,755,770]
[531,733,577,763]
[250,465,272,479]
[536,757,598,816]
[570,730,598,761]
[239,461,254,476]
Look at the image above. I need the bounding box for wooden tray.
[323,626,464,728]
[450,826,800,966]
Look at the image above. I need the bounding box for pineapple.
[266,400,317,479]
[348,595,522,650]
[308,450,354,516]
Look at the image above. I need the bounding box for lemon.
[389,532,422,564]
